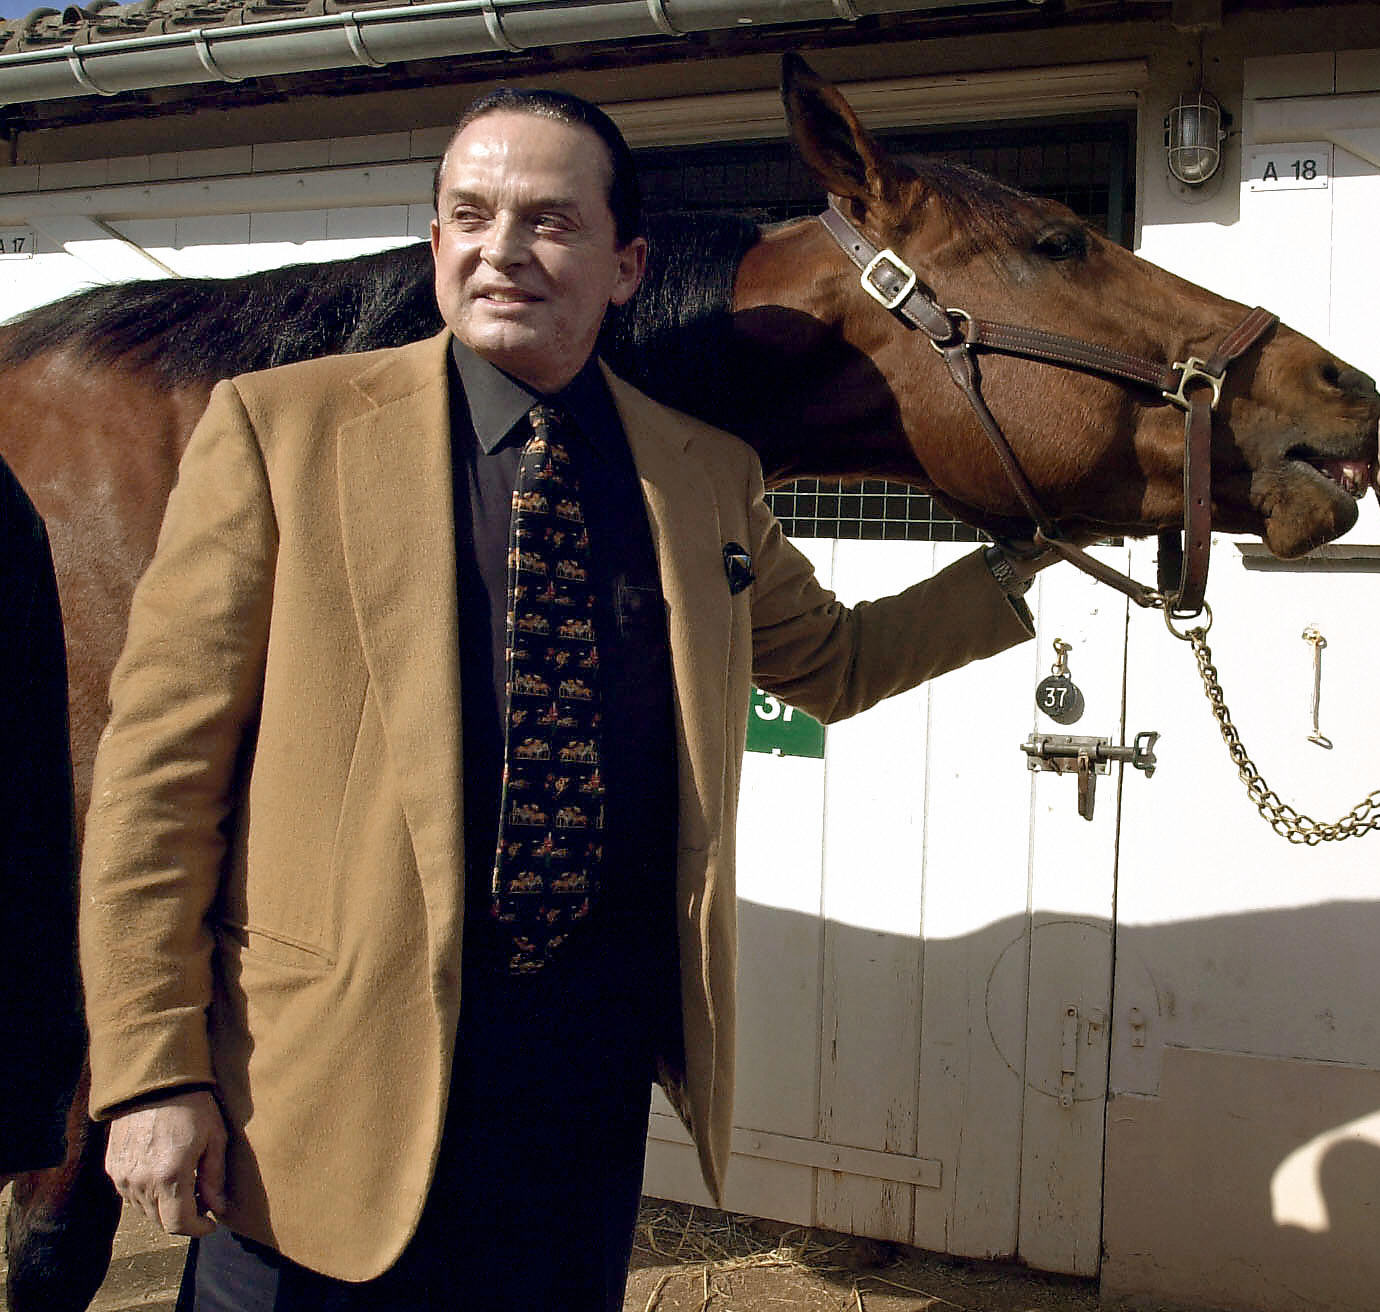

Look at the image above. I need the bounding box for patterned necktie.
[491,403,605,974]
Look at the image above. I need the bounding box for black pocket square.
[723,542,755,595]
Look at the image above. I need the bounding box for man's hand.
[105,1090,228,1237]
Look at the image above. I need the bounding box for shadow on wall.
[698,895,1380,1312]
[1101,902,1380,1312]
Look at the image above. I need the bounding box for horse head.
[733,55,1379,560]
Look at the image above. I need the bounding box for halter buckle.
[860,249,917,311]
[1166,356,1225,412]
[928,307,973,353]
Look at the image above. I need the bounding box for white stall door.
[645,537,1134,1276]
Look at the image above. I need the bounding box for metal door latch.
[1056,1004,1107,1107]
[1059,1004,1079,1107]
[1021,731,1159,821]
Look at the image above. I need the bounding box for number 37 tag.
[1035,639,1085,725]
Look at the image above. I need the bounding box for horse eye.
[1033,227,1088,262]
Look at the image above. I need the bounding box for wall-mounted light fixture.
[1165,89,1226,186]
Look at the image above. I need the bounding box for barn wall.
[1103,38,1380,1312]
[1103,1048,1380,1312]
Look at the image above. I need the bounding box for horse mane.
[914,155,1071,253]
[601,211,761,418]
[602,165,1040,410]
[0,163,1021,398]
[0,242,443,386]
[0,213,761,411]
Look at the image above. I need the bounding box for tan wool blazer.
[80,329,1033,1280]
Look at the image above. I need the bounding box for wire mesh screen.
[761,479,981,541]
[635,116,1133,540]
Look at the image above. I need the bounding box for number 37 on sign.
[1248,143,1331,192]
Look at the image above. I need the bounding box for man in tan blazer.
[81,89,1038,1309]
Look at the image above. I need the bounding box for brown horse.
[1,54,1376,1310]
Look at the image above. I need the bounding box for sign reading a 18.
[1248,143,1331,192]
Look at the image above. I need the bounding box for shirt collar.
[452,338,618,457]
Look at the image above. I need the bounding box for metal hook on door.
[1302,626,1332,750]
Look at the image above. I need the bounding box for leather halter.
[817,196,1278,615]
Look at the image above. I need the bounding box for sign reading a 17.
[0,228,36,258]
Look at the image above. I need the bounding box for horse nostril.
[1324,359,1379,401]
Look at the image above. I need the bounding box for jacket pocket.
[216,919,335,972]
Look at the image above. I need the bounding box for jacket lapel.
[337,331,466,978]
[605,369,731,855]
[334,349,734,993]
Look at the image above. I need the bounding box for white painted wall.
[0,136,438,321]
[1118,38,1380,1122]
[1103,46,1380,1312]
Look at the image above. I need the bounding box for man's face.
[430,111,646,393]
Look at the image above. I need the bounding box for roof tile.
[1,0,378,50]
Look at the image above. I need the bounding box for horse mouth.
[1287,447,1375,505]
[1253,447,1376,558]
[1309,456,1374,499]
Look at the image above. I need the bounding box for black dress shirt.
[447,341,680,1099]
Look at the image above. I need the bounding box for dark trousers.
[177,1074,652,1312]
[180,867,676,1312]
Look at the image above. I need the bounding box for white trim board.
[0,60,1147,226]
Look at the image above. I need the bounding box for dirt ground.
[0,1191,1149,1312]
[625,1202,1109,1312]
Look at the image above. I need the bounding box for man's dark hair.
[432,88,644,245]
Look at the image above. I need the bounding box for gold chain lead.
[1175,622,1380,844]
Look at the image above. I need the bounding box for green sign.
[745,687,825,759]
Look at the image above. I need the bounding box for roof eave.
[0,0,1024,107]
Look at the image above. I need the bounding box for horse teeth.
[1318,459,1370,499]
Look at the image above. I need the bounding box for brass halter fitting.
[1166,357,1226,412]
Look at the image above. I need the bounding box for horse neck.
[603,213,920,486]
[600,212,751,426]
[723,221,924,485]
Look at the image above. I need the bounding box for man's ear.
[610,236,648,307]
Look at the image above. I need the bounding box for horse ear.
[782,53,899,214]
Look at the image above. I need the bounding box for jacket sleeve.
[80,380,278,1119]
[742,456,1034,724]
[0,465,82,1173]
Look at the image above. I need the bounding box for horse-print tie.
[491,404,605,974]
